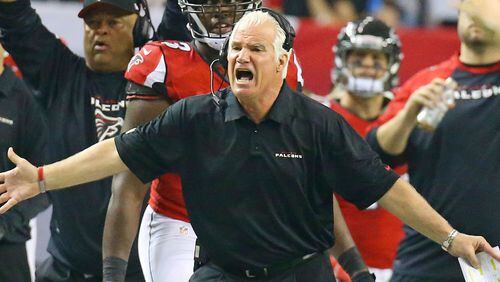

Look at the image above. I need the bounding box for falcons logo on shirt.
[94,108,123,142]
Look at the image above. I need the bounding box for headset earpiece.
[258,8,295,52]
[219,36,231,71]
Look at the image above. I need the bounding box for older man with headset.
[0,9,499,282]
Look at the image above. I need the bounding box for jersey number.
[163,41,191,52]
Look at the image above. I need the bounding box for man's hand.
[402,78,455,121]
[0,147,39,214]
[448,233,500,269]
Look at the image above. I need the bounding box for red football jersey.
[330,101,404,269]
[125,40,303,222]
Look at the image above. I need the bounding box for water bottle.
[416,78,456,131]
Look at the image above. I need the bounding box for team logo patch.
[179,226,189,236]
[126,53,144,73]
[95,109,124,142]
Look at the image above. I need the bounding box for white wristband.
[441,229,459,252]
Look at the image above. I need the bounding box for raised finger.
[0,197,18,214]
[0,191,9,204]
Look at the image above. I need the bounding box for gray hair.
[230,10,290,79]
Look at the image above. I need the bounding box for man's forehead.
[232,22,275,42]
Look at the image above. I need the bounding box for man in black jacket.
[0,43,49,282]
[0,0,144,281]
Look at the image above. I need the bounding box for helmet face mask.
[332,17,403,98]
[178,0,262,50]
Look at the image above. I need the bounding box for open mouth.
[211,23,232,34]
[235,69,254,82]
[93,41,109,51]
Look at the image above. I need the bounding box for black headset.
[133,0,157,48]
[218,8,296,70]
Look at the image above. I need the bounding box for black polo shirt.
[115,84,398,271]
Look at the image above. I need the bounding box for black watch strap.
[351,271,376,282]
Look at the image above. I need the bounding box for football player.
[316,17,406,282]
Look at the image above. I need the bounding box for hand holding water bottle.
[416,78,457,131]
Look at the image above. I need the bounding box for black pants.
[35,255,144,282]
[0,242,31,282]
[189,253,335,282]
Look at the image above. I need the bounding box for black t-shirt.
[115,84,398,272]
[367,59,500,280]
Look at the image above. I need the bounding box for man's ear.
[277,52,289,72]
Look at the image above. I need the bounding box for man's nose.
[236,48,250,63]
[357,56,378,75]
[94,21,111,35]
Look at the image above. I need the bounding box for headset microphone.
[210,59,227,111]
[209,59,228,110]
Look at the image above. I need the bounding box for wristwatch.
[441,229,459,252]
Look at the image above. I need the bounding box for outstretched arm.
[379,178,500,268]
[0,138,128,213]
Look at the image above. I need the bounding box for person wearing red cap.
[0,0,146,281]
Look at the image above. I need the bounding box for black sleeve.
[0,74,49,243]
[365,127,409,168]
[323,115,399,209]
[157,0,191,41]
[115,99,187,183]
[0,0,83,107]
